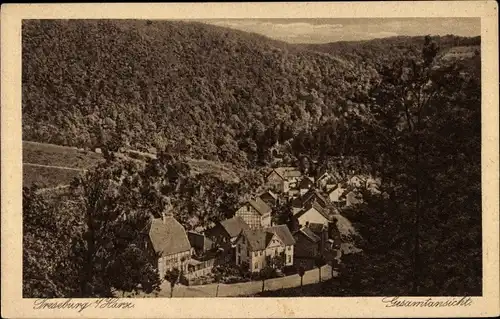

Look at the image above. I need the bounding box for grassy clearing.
[23,141,103,188]
[23,141,104,169]
[188,158,241,183]
[23,164,82,189]
[442,45,480,60]
[23,141,242,188]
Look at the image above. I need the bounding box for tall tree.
[23,186,82,297]
[70,159,161,297]
[338,36,481,296]
[165,268,181,298]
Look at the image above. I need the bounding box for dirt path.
[142,265,336,298]
[23,162,87,172]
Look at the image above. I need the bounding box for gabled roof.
[291,196,304,208]
[259,190,278,207]
[298,177,314,189]
[308,222,327,235]
[283,169,302,179]
[302,189,329,207]
[261,190,278,200]
[315,170,330,182]
[294,202,331,221]
[240,229,270,251]
[248,197,272,216]
[239,225,296,251]
[266,225,296,246]
[148,217,191,256]
[266,168,285,180]
[328,183,343,193]
[268,167,302,180]
[187,231,214,251]
[296,226,321,243]
[219,216,250,238]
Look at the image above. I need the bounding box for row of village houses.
[142,166,380,284]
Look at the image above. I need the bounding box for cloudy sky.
[196,18,480,43]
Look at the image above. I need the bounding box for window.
[275,248,278,255]
[287,255,291,263]
[236,256,240,265]
[237,245,241,254]
[259,251,262,256]
[287,246,291,251]
[255,262,259,270]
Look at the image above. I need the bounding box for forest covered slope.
[22,20,365,166]
[22,20,481,170]
[22,20,477,168]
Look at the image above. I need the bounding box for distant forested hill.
[298,35,480,66]
[22,20,479,169]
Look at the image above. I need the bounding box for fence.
[169,264,335,297]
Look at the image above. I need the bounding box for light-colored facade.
[147,214,193,280]
[235,226,295,272]
[234,203,271,229]
[236,236,294,272]
[266,167,302,194]
[328,184,346,203]
[295,206,330,227]
[348,176,364,188]
[157,250,192,279]
[316,172,331,189]
[266,170,289,193]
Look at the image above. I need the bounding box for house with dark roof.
[293,225,321,259]
[307,222,328,235]
[298,177,314,196]
[187,231,215,255]
[234,225,296,272]
[146,213,193,280]
[259,190,279,207]
[293,221,341,270]
[302,189,329,208]
[205,216,250,247]
[291,188,330,215]
[293,201,331,228]
[234,197,272,229]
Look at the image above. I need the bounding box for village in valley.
[143,160,382,296]
[19,18,483,301]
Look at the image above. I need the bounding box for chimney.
[162,200,174,223]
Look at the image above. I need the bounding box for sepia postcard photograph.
[1,2,499,318]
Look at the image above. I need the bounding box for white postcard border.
[2,2,498,318]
